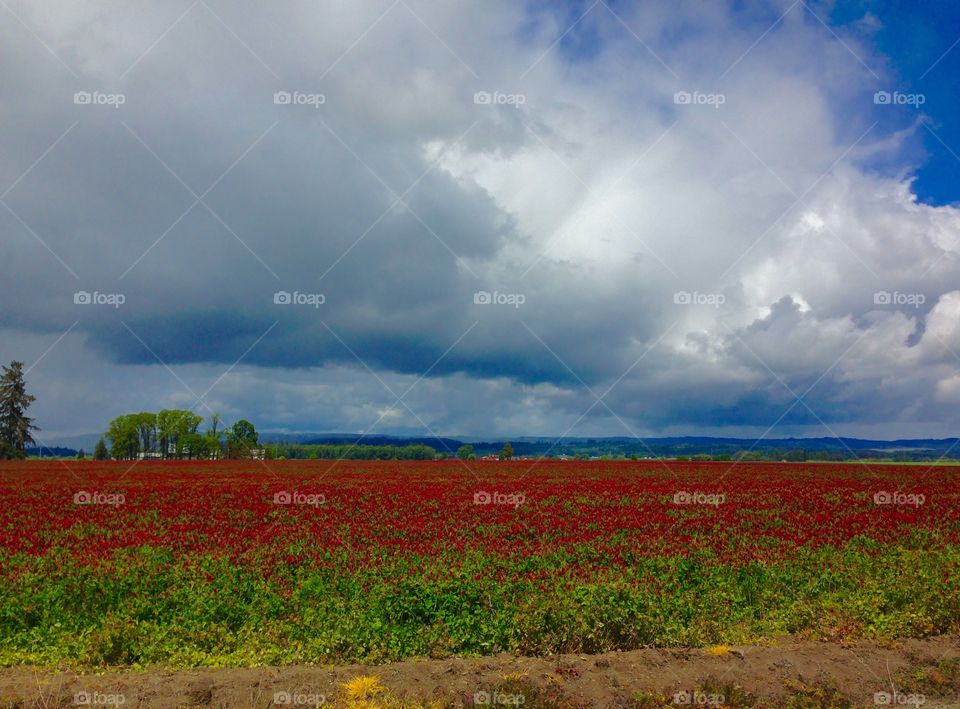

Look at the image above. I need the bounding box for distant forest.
[24,433,960,463]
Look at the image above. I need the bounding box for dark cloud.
[1,0,959,440]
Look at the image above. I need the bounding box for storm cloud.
[1,0,959,440]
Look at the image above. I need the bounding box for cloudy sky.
[3,0,960,443]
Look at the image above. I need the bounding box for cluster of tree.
[0,361,37,460]
[269,442,438,460]
[455,442,513,459]
[101,411,259,460]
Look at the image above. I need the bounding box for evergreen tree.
[0,361,37,459]
[93,438,109,460]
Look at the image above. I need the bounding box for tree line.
[100,412,259,460]
[270,442,439,460]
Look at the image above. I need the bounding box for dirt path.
[1,636,958,708]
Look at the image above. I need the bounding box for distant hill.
[34,431,960,461]
[264,433,960,460]
[301,434,466,451]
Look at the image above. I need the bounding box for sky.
[2,0,960,443]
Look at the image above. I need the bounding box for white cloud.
[1,0,959,439]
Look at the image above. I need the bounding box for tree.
[157,409,203,459]
[133,412,157,457]
[172,411,203,458]
[180,431,208,459]
[93,438,109,460]
[76,448,86,460]
[106,414,140,460]
[499,441,514,460]
[203,412,223,459]
[226,419,258,458]
[0,361,38,459]
[100,410,225,460]
[204,429,222,459]
[456,444,475,460]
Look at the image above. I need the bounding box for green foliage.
[226,419,258,458]
[106,414,140,460]
[892,656,960,696]
[106,410,209,459]
[159,409,203,458]
[180,432,208,459]
[1,535,958,669]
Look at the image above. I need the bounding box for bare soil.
[1,636,958,708]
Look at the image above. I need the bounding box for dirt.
[1,636,958,708]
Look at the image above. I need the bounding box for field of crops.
[0,460,957,668]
